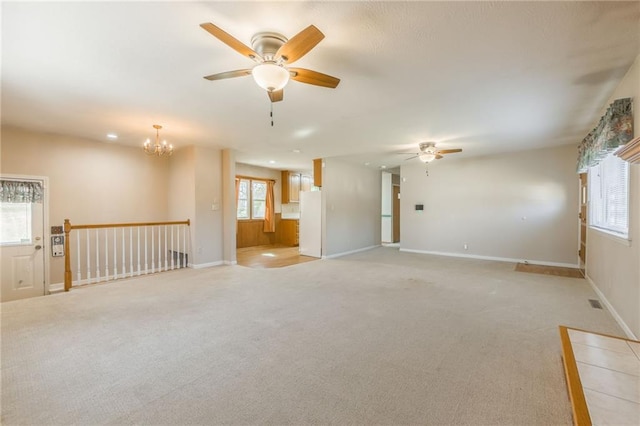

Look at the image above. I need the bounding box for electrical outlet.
[463,244,468,250]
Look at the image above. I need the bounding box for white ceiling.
[2,1,639,171]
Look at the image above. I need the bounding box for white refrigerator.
[299,191,322,258]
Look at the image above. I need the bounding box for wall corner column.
[222,149,237,264]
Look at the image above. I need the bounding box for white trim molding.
[585,274,637,340]
[322,245,380,260]
[399,248,579,269]
[189,261,225,269]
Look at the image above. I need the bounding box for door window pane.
[0,202,32,245]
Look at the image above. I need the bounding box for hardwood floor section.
[515,263,584,278]
[236,244,318,268]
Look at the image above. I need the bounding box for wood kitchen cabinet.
[313,159,322,187]
[281,170,301,203]
[280,219,299,246]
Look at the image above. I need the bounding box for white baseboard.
[48,283,64,293]
[585,274,638,340]
[224,260,237,266]
[51,267,190,290]
[189,261,224,269]
[323,245,380,259]
[398,248,579,269]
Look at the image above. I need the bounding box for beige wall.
[1,126,169,283]
[167,145,225,266]
[400,144,580,266]
[193,146,223,265]
[586,54,640,338]
[322,159,382,257]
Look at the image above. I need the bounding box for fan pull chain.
[270,102,274,127]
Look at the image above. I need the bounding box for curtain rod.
[236,174,276,183]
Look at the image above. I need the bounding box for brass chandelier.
[143,124,173,156]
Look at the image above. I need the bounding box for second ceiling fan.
[200,22,340,102]
[406,142,462,163]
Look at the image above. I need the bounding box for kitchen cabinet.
[281,170,301,203]
[313,159,322,187]
[280,219,299,246]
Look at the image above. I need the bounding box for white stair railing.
[63,219,191,291]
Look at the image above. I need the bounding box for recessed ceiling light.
[268,160,276,164]
[292,149,301,153]
[364,162,370,166]
[106,133,118,140]
[381,165,387,169]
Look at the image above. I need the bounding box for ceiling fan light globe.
[419,153,436,163]
[252,63,290,92]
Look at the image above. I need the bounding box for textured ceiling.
[2,1,639,171]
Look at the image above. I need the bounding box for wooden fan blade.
[289,68,340,88]
[200,23,261,62]
[435,155,444,160]
[204,69,252,81]
[275,25,324,64]
[437,149,462,154]
[268,89,284,103]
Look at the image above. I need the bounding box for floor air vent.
[588,299,603,309]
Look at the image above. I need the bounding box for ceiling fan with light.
[405,142,462,163]
[200,22,340,103]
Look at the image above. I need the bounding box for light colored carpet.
[1,247,624,425]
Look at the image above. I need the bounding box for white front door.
[1,181,46,302]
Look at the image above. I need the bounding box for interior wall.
[0,126,169,284]
[585,54,640,338]
[400,144,579,266]
[322,158,381,257]
[167,146,196,263]
[193,146,223,266]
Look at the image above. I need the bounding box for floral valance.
[577,97,633,172]
[0,180,43,203]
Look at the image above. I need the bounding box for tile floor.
[567,329,640,425]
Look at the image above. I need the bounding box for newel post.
[64,219,72,291]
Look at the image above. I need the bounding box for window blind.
[588,152,629,238]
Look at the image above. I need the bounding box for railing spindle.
[104,228,109,281]
[151,226,155,273]
[144,227,148,274]
[113,228,117,279]
[164,225,168,271]
[86,229,91,283]
[76,231,81,284]
[129,227,133,277]
[95,229,100,283]
[121,227,125,278]
[170,225,175,270]
[183,224,187,267]
[137,226,141,276]
[176,225,181,267]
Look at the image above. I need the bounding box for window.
[0,202,33,245]
[588,152,629,238]
[236,178,267,220]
